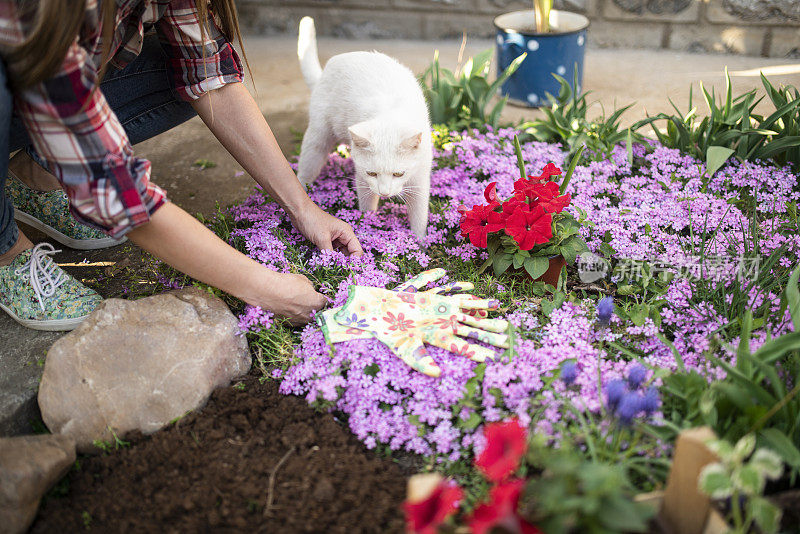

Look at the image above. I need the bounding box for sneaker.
[6,170,126,250]
[0,243,102,331]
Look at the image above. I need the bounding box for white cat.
[296,17,432,239]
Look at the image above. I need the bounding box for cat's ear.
[399,131,423,152]
[348,125,372,150]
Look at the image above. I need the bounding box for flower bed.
[223,128,798,483]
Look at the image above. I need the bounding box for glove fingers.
[459,314,509,333]
[452,324,510,348]
[452,295,501,311]
[425,281,475,295]
[426,333,498,363]
[320,307,373,343]
[394,268,447,293]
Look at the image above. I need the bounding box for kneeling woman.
[0,0,361,331]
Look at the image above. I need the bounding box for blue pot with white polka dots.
[495,10,589,107]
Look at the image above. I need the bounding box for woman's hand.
[254,271,328,326]
[290,203,364,256]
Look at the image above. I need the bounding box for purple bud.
[560,361,578,385]
[627,364,647,390]
[605,379,627,411]
[596,296,615,326]
[616,392,644,424]
[641,386,661,415]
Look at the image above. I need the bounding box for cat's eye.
[366,171,378,177]
[392,171,405,177]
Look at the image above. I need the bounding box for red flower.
[383,312,413,331]
[460,204,505,248]
[475,419,528,482]
[514,177,560,204]
[537,162,562,180]
[484,182,500,204]
[404,480,464,534]
[504,205,553,251]
[468,479,542,534]
[538,191,571,213]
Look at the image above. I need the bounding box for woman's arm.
[190,82,363,256]
[127,202,327,324]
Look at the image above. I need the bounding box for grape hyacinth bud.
[605,379,627,411]
[560,361,578,385]
[616,392,644,425]
[596,296,615,327]
[627,364,647,390]
[641,386,661,415]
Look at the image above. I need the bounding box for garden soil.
[31,375,406,533]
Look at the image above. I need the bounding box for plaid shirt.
[0,0,243,237]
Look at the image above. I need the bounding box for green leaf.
[759,428,800,468]
[523,256,550,280]
[513,135,527,180]
[616,285,636,296]
[747,496,782,534]
[559,144,585,195]
[732,464,764,495]
[733,434,757,462]
[749,448,784,481]
[788,264,800,331]
[698,463,733,499]
[492,253,514,276]
[705,146,734,177]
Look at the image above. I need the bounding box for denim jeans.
[0,34,197,254]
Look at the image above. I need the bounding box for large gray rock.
[0,434,76,534]
[723,0,800,21]
[37,288,250,452]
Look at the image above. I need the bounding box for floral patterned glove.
[334,284,509,377]
[317,269,487,344]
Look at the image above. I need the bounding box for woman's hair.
[7,0,249,90]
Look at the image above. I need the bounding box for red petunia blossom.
[460,204,505,248]
[484,182,500,204]
[468,479,542,534]
[539,191,571,213]
[404,480,464,534]
[537,162,562,180]
[475,419,528,482]
[504,204,553,251]
[514,177,560,204]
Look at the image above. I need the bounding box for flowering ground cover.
[217,126,799,497]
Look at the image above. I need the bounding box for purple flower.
[560,361,578,385]
[616,392,644,424]
[605,379,627,411]
[641,386,661,415]
[597,296,615,326]
[627,364,648,390]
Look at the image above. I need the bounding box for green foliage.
[420,48,526,130]
[519,68,652,159]
[661,266,800,481]
[646,69,800,172]
[92,426,131,454]
[193,159,217,170]
[699,435,784,533]
[519,438,655,534]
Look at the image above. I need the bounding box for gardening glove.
[334,285,510,377]
[318,269,487,343]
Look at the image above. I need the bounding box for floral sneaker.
[0,243,102,331]
[6,170,125,250]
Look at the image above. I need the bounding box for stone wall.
[238,0,800,57]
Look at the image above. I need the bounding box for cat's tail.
[297,16,322,90]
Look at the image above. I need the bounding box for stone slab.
[770,27,800,57]
[587,19,669,49]
[706,0,800,26]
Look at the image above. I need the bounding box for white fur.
[296,16,432,239]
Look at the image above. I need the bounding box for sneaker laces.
[14,243,65,312]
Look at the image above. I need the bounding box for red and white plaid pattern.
[0,0,243,237]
